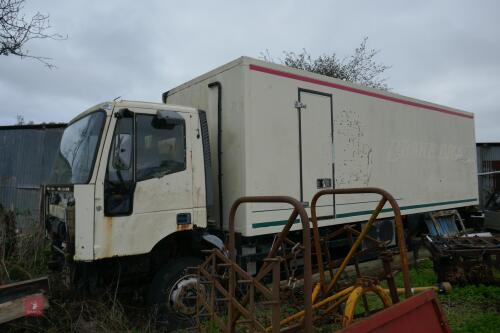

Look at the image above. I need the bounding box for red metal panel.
[339,290,451,333]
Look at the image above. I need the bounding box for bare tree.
[16,114,33,125]
[0,0,65,68]
[262,38,391,90]
[15,114,24,124]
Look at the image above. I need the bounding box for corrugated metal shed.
[476,142,500,209]
[0,123,65,229]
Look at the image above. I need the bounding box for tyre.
[149,256,203,330]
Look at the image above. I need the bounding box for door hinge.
[294,101,307,110]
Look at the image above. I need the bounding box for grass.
[1,217,498,333]
[1,223,156,333]
[5,292,157,333]
[440,283,500,333]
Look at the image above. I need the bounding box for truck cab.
[44,101,216,323]
[46,100,212,261]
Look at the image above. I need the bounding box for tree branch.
[0,0,66,68]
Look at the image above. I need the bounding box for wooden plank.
[0,276,49,304]
[0,293,48,324]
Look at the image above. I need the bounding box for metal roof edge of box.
[166,56,473,118]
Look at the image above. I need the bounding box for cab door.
[132,110,193,217]
[96,108,193,258]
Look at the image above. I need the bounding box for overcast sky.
[1,0,499,142]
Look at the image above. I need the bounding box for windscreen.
[49,111,106,184]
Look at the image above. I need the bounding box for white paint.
[167,57,478,237]
[74,184,95,261]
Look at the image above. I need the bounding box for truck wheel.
[149,257,203,329]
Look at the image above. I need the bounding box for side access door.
[297,88,335,219]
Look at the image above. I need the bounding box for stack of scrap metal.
[422,210,499,285]
[423,234,499,285]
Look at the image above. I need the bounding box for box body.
[166,57,478,237]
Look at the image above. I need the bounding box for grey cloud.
[0,0,499,142]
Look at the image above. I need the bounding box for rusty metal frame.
[196,196,313,332]
[227,196,313,331]
[196,249,284,332]
[310,187,411,298]
[196,188,412,332]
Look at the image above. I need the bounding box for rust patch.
[104,216,113,258]
[105,216,113,226]
[177,224,193,231]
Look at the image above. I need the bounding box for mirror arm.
[116,169,129,191]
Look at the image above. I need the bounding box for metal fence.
[0,124,65,230]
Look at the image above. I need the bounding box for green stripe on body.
[251,199,405,213]
[251,198,477,229]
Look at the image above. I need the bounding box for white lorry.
[44,56,478,323]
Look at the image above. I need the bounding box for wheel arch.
[149,229,224,267]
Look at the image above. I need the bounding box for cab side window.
[105,115,134,216]
[136,114,186,181]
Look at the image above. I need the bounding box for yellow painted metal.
[312,282,321,303]
[383,282,451,296]
[322,294,349,317]
[266,286,356,331]
[342,285,392,328]
[343,286,364,327]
